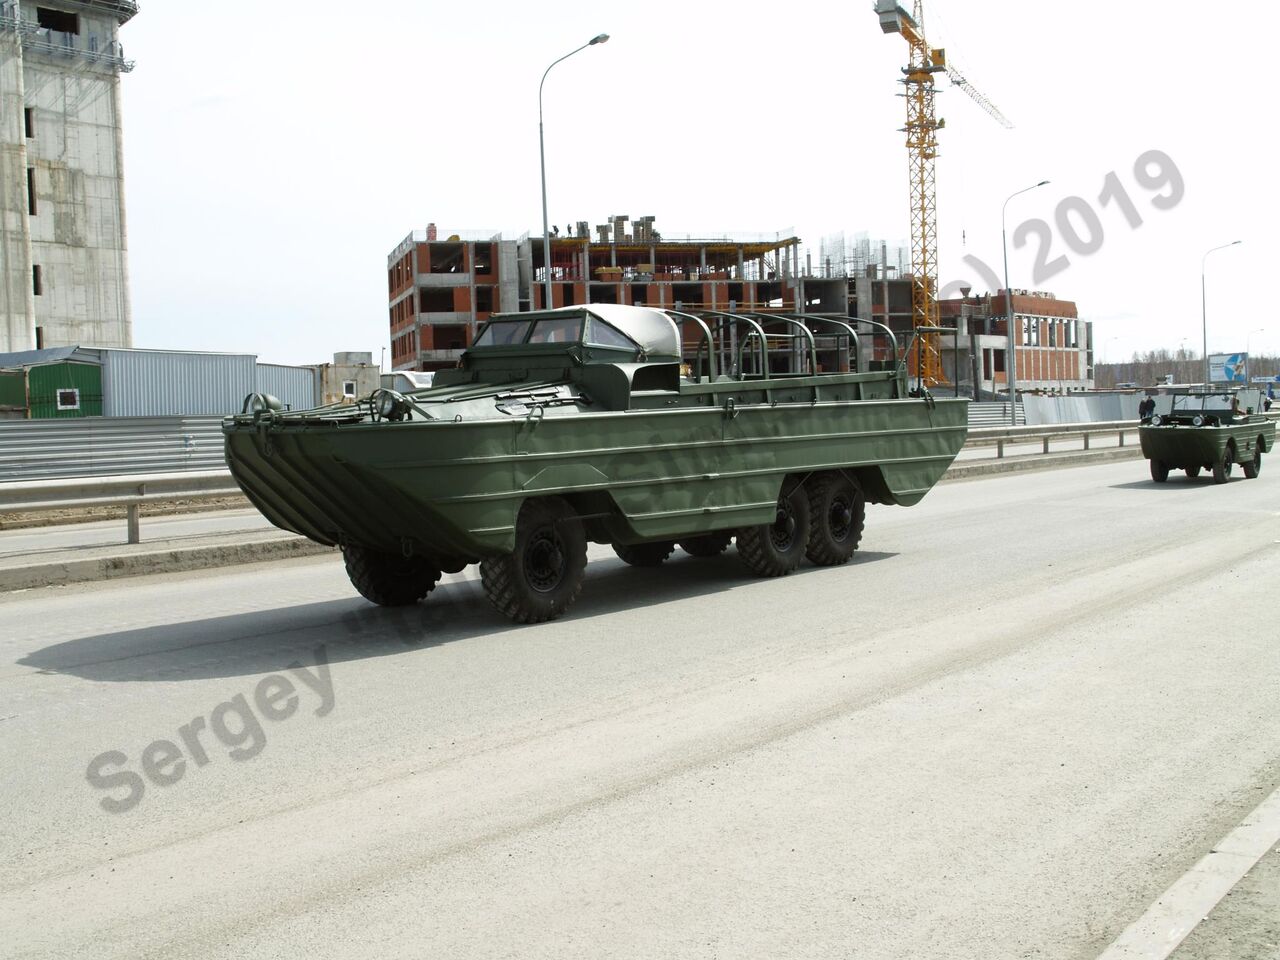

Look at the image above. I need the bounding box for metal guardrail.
[0,471,242,544]
[968,419,1136,458]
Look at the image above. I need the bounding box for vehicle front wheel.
[480,497,587,623]
[737,482,811,577]
[1243,448,1262,479]
[612,541,674,567]
[1150,459,1169,483]
[1212,446,1234,485]
[1184,465,1200,479]
[805,472,865,566]
[678,533,733,558]
[343,545,441,607]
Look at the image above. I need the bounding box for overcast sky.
[120,1,1273,367]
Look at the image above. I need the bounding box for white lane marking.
[1096,784,1280,960]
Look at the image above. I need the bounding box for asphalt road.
[1,459,1277,959]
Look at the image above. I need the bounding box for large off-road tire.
[342,545,441,607]
[1212,445,1234,485]
[1150,459,1169,483]
[613,541,675,567]
[1184,465,1201,479]
[480,497,587,624]
[1243,447,1262,479]
[805,472,866,566]
[737,482,811,577]
[678,532,734,558]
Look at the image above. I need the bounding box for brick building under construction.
[387,215,1094,395]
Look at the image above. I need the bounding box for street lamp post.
[538,34,609,312]
[1201,240,1241,387]
[1002,180,1049,424]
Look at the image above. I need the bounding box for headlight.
[372,389,409,422]
[1149,415,1162,426]
[1192,415,1204,427]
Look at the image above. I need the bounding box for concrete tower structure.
[0,0,135,353]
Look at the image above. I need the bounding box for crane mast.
[876,0,1009,388]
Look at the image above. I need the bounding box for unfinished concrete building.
[389,216,815,372]
[387,217,1094,392]
[0,0,135,353]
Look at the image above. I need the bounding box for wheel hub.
[830,495,853,540]
[525,530,566,592]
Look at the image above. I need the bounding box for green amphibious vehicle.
[224,305,968,623]
[1140,388,1273,484]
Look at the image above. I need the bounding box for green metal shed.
[27,362,104,418]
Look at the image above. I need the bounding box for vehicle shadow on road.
[1108,478,1223,490]
[16,549,898,683]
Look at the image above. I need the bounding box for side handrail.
[688,311,768,379]
[848,316,899,363]
[768,314,861,373]
[663,309,719,382]
[701,310,819,376]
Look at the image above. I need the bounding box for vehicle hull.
[225,397,967,561]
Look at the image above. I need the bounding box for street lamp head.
[1230,239,1242,246]
[1036,179,1049,186]
[590,33,609,44]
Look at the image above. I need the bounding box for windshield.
[527,316,582,344]
[473,319,532,346]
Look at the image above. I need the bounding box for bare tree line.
[1094,350,1278,389]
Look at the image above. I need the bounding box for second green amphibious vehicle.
[224,305,968,623]
[1141,388,1273,483]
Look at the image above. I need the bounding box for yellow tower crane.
[875,0,1011,388]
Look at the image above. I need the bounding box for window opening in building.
[434,324,468,350]
[32,265,42,296]
[475,286,494,313]
[588,284,618,305]
[36,7,79,33]
[419,287,454,313]
[56,388,81,411]
[631,283,648,306]
[427,242,464,274]
[35,326,44,349]
[27,168,37,215]
[342,381,357,398]
[673,283,700,307]
[24,107,34,138]
[472,243,493,274]
[561,283,576,307]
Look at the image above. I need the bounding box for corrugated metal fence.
[968,402,1025,426]
[0,417,228,481]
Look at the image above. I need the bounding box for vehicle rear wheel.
[678,533,733,558]
[737,482,811,577]
[1243,448,1262,479]
[805,472,865,566]
[1149,459,1169,483]
[1212,445,1234,484]
[612,541,674,566]
[1184,465,1200,479]
[342,545,441,607]
[480,497,587,624]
